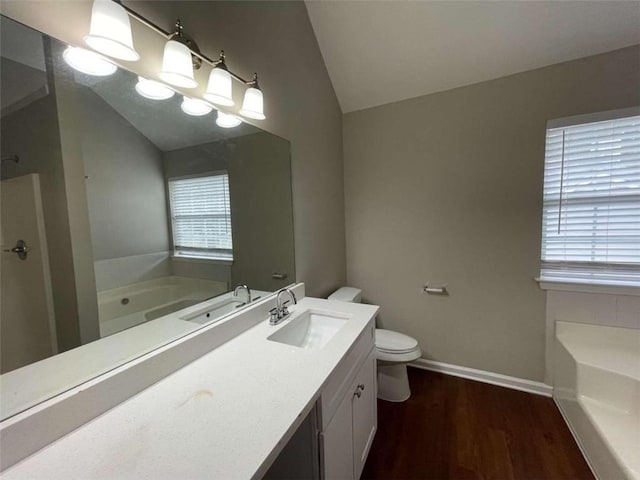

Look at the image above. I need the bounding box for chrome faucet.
[233,284,251,304]
[270,288,297,325]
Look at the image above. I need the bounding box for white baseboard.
[410,358,553,397]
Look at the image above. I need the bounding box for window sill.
[536,277,640,296]
[171,253,233,266]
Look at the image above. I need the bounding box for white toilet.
[328,287,422,402]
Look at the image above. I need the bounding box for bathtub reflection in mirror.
[0,16,294,417]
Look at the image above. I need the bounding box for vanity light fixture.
[84,0,140,61]
[159,40,198,88]
[79,0,266,119]
[158,20,199,88]
[63,46,117,76]
[204,51,234,107]
[135,76,175,100]
[181,96,213,116]
[216,111,242,128]
[239,74,265,120]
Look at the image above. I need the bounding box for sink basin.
[180,298,246,324]
[267,309,349,349]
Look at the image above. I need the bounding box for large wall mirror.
[0,16,295,419]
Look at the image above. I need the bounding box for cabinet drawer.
[319,319,374,429]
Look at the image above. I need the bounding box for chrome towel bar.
[423,284,448,295]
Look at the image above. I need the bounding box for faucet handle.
[269,307,279,324]
[281,300,291,316]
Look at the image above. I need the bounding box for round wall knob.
[3,239,29,260]
[358,383,365,391]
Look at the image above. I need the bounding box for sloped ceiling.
[82,69,261,152]
[0,16,48,116]
[306,1,640,113]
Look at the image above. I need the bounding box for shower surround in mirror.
[0,16,294,415]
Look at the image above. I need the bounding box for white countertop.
[1,297,378,479]
[0,290,271,420]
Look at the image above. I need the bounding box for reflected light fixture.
[84,0,140,61]
[239,74,265,120]
[135,77,174,100]
[63,46,117,76]
[181,96,213,116]
[158,20,199,89]
[204,51,234,107]
[216,111,242,128]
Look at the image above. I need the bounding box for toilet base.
[377,362,411,402]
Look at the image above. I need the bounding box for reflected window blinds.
[169,173,233,260]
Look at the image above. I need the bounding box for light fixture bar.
[117,3,256,86]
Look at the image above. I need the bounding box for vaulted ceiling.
[306,1,640,113]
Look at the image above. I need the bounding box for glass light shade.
[84,0,139,61]
[158,40,197,88]
[216,111,242,128]
[181,97,213,116]
[135,77,174,100]
[63,46,117,76]
[203,67,234,106]
[239,87,265,120]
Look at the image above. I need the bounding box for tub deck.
[555,321,640,480]
[97,276,227,336]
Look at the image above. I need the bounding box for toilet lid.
[375,329,418,353]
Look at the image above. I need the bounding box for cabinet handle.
[357,383,365,391]
[353,390,361,398]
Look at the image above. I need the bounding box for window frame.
[167,170,233,263]
[538,107,640,290]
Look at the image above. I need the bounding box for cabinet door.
[351,349,377,479]
[320,387,354,480]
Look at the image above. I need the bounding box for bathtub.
[554,321,639,480]
[98,276,227,336]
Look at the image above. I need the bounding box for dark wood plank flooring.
[361,368,593,480]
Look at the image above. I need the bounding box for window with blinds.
[540,110,640,285]
[168,173,233,260]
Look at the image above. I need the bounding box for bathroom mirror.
[0,16,294,419]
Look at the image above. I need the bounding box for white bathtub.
[98,276,227,336]
[555,321,640,480]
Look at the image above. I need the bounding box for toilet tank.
[328,286,362,303]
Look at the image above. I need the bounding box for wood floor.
[361,368,594,480]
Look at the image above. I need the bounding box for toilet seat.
[375,329,421,363]
[377,346,418,354]
[375,329,418,353]
[376,348,421,363]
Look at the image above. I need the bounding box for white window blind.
[540,111,640,285]
[168,173,233,260]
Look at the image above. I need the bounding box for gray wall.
[163,132,294,291]
[0,0,347,298]
[226,132,294,292]
[77,88,169,261]
[48,42,103,345]
[344,46,640,382]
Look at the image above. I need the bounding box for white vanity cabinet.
[318,320,377,480]
[350,349,377,477]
